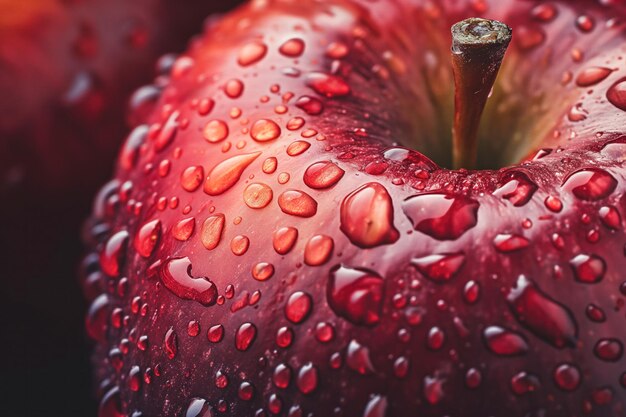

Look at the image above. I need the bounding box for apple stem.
[451,18,512,169]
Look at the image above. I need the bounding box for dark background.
[0,1,243,415]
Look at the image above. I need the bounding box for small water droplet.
[295,96,324,115]
[251,119,281,142]
[201,214,226,250]
[235,322,257,351]
[285,291,313,323]
[570,254,606,283]
[100,231,129,277]
[238,41,268,66]
[134,220,161,257]
[296,362,318,394]
[576,67,612,87]
[164,327,178,359]
[203,120,229,143]
[346,339,375,374]
[483,326,529,356]
[304,235,334,266]
[181,166,204,192]
[279,38,305,57]
[244,183,273,208]
[554,363,581,391]
[306,72,351,97]
[493,233,530,252]
[252,262,274,281]
[594,338,623,361]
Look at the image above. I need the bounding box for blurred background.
[0,1,242,415]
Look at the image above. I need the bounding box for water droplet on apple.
[362,395,387,417]
[493,171,538,207]
[185,398,213,417]
[278,189,318,217]
[134,220,161,257]
[296,362,318,394]
[346,339,375,374]
[403,193,479,240]
[273,227,298,254]
[306,72,351,97]
[243,183,273,209]
[340,182,399,248]
[161,257,217,306]
[207,324,224,343]
[511,372,540,395]
[507,275,578,348]
[172,218,195,241]
[230,235,250,256]
[607,77,626,110]
[204,152,261,196]
[200,214,225,250]
[562,168,617,200]
[570,253,606,283]
[594,338,623,361]
[164,327,178,359]
[284,291,313,324]
[483,326,529,356]
[295,96,324,115]
[252,262,274,281]
[100,230,129,277]
[493,233,530,252]
[576,67,612,87]
[235,322,257,351]
[251,119,281,142]
[286,140,310,156]
[203,120,229,143]
[304,235,334,266]
[328,265,384,326]
[411,253,465,282]
[554,363,581,391]
[279,38,305,57]
[303,161,345,189]
[238,41,268,66]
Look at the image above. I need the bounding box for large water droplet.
[340,183,399,248]
[278,190,318,217]
[161,257,217,306]
[273,227,298,254]
[328,265,384,326]
[411,253,465,282]
[562,168,617,201]
[402,193,478,240]
[204,152,261,196]
[493,172,538,207]
[507,275,577,348]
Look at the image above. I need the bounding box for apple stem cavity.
[451,18,512,170]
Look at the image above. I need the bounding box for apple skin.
[84,0,626,416]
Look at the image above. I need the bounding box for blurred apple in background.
[0,0,242,415]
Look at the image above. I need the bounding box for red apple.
[83,0,626,416]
